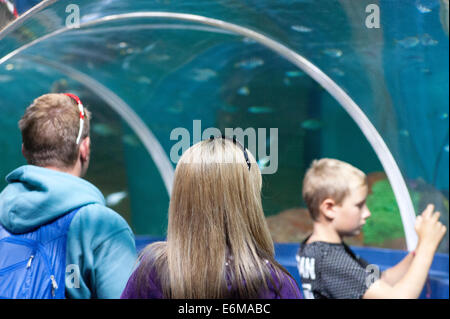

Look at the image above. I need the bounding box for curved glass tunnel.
[0,0,448,253]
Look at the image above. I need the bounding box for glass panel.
[1,0,448,252]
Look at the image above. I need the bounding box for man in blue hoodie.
[0,93,137,298]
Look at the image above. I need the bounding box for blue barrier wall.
[135,236,449,299]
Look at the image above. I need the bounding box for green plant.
[364,179,421,245]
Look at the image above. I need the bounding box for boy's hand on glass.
[414,204,447,251]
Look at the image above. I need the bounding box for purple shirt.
[121,260,302,299]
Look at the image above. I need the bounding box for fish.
[122,135,140,147]
[0,75,13,83]
[301,119,323,130]
[399,129,410,137]
[147,54,171,62]
[323,49,343,58]
[237,86,250,96]
[445,144,449,153]
[167,104,184,114]
[330,68,345,77]
[107,42,128,50]
[257,157,270,170]
[242,37,257,44]
[248,106,274,114]
[291,25,313,33]
[396,37,420,48]
[417,4,432,13]
[92,123,116,137]
[192,69,217,82]
[137,76,152,85]
[143,43,156,52]
[5,64,14,71]
[106,191,127,207]
[420,34,439,46]
[285,70,305,78]
[221,105,239,113]
[440,113,449,120]
[235,58,264,70]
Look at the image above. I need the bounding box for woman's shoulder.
[120,242,167,299]
[263,261,302,299]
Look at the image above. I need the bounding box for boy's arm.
[364,241,436,298]
[379,252,414,286]
[364,205,446,299]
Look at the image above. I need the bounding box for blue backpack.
[0,208,80,299]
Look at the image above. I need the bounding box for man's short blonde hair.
[302,158,367,220]
[19,93,91,168]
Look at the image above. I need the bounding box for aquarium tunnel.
[0,0,448,298]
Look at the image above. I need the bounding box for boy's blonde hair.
[302,158,367,220]
[19,93,91,169]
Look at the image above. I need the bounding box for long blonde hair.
[137,137,294,298]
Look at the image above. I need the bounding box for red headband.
[64,93,86,144]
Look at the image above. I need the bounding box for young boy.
[297,158,447,299]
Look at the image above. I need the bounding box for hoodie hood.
[0,165,105,234]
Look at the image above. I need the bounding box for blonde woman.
[121,136,301,299]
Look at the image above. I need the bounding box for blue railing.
[135,236,449,299]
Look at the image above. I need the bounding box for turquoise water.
[0,0,448,252]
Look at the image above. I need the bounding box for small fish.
[148,54,171,62]
[143,43,156,52]
[0,75,12,83]
[93,123,116,137]
[323,49,343,58]
[122,135,140,147]
[242,37,257,44]
[291,25,313,33]
[235,58,264,70]
[108,42,128,50]
[106,191,127,207]
[440,113,449,120]
[396,37,420,48]
[248,106,274,114]
[285,70,305,78]
[420,34,439,46]
[237,86,250,96]
[417,4,432,13]
[399,129,410,137]
[137,76,152,85]
[192,69,217,82]
[257,157,270,170]
[221,105,239,113]
[330,68,345,77]
[301,119,323,130]
[167,104,184,114]
[5,64,14,71]
[444,144,449,153]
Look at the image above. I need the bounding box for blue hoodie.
[0,165,137,299]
